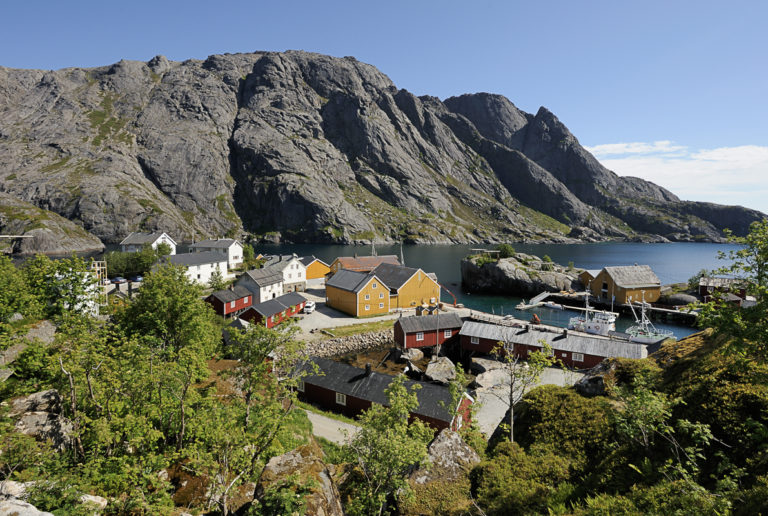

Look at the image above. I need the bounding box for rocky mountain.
[0,51,763,250]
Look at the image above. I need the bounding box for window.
[297,380,305,392]
[365,304,370,311]
[230,301,236,308]
[244,296,249,303]
[416,332,424,341]
[365,294,370,300]
[372,282,377,289]
[335,392,346,406]
[470,336,479,345]
[573,353,584,362]
[444,329,452,338]
[378,303,384,308]
[379,293,384,299]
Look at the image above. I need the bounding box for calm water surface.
[257,242,741,339]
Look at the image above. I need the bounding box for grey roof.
[263,254,300,268]
[582,269,601,278]
[245,292,306,318]
[120,231,176,246]
[165,251,227,267]
[326,269,382,293]
[604,265,660,289]
[371,263,424,291]
[190,238,239,249]
[300,357,454,423]
[299,255,329,267]
[242,268,283,287]
[459,321,647,359]
[208,285,252,303]
[396,313,464,334]
[699,277,743,289]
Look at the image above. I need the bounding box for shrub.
[497,244,515,258]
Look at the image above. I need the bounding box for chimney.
[229,284,234,291]
[365,363,372,377]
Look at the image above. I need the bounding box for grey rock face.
[424,356,456,384]
[470,356,505,375]
[461,253,580,296]
[0,499,54,516]
[410,429,481,485]
[14,412,73,451]
[1,51,763,252]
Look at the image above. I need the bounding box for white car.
[303,301,316,314]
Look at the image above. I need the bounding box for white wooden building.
[119,232,177,255]
[188,238,244,270]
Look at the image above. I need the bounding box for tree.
[497,244,515,259]
[208,268,227,291]
[698,219,768,359]
[23,255,97,319]
[343,375,435,515]
[0,255,35,322]
[493,334,556,442]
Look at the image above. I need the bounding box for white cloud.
[587,141,768,214]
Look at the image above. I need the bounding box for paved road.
[305,410,360,444]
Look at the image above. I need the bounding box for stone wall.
[304,329,394,357]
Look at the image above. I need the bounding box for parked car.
[111,277,128,284]
[129,275,144,283]
[303,301,316,314]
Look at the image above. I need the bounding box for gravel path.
[305,410,360,444]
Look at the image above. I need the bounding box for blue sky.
[2,0,766,213]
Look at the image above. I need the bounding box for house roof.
[459,321,647,359]
[326,269,384,293]
[189,238,239,249]
[370,263,426,291]
[242,268,284,287]
[245,292,307,318]
[581,269,601,278]
[603,265,660,289]
[164,251,227,267]
[300,357,455,423]
[208,285,252,303]
[120,231,176,246]
[262,254,301,269]
[333,255,400,272]
[699,277,744,289]
[299,255,329,268]
[396,313,464,334]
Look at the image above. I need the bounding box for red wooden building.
[394,312,464,349]
[240,292,307,328]
[459,321,647,369]
[204,285,253,317]
[298,357,473,431]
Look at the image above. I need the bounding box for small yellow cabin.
[586,265,661,305]
[300,256,331,280]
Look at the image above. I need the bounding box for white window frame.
[470,336,479,345]
[573,352,584,362]
[444,329,452,338]
[365,304,370,311]
[230,300,236,308]
[365,294,370,300]
[372,282,377,289]
[335,392,346,406]
[379,293,384,299]
[297,380,305,392]
[378,302,384,308]
[416,332,424,341]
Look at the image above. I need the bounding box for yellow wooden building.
[325,270,391,317]
[300,256,331,280]
[370,263,441,310]
[585,265,661,304]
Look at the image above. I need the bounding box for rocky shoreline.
[461,252,582,296]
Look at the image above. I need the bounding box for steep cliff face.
[0,51,763,248]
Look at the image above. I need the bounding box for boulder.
[424,357,456,384]
[401,348,424,362]
[473,368,510,390]
[254,442,343,516]
[79,494,108,511]
[410,429,481,485]
[0,499,53,516]
[24,321,57,346]
[470,357,504,374]
[0,480,31,499]
[9,390,62,416]
[574,359,617,396]
[664,292,700,305]
[14,412,73,451]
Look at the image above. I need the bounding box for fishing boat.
[627,300,675,344]
[568,295,617,336]
[543,301,564,310]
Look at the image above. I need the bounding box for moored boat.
[568,295,617,336]
[627,300,675,343]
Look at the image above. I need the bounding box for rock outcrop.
[254,442,343,516]
[1,51,763,252]
[424,356,456,384]
[0,499,54,516]
[7,390,73,450]
[410,429,481,485]
[461,252,581,295]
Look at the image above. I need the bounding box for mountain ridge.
[0,50,763,252]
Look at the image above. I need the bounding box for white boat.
[568,295,617,336]
[543,301,564,310]
[627,301,675,344]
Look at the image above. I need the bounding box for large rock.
[1,52,762,251]
[424,356,456,384]
[14,412,74,451]
[400,348,424,362]
[470,357,505,374]
[0,500,53,516]
[9,390,62,416]
[462,253,581,295]
[473,368,510,390]
[410,429,481,485]
[254,442,343,516]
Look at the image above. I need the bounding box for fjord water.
[260,241,742,339]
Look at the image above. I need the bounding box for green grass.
[323,319,394,338]
[295,400,359,426]
[40,156,72,173]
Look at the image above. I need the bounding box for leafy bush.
[497,244,515,258]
